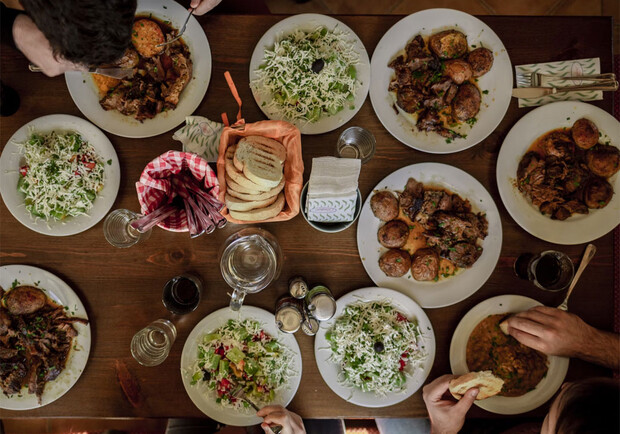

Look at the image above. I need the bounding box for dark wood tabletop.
[0,14,615,420]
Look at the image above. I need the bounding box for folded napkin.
[172,116,224,162]
[515,58,602,108]
[306,157,361,223]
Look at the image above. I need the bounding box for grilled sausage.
[377,220,410,248]
[429,30,468,59]
[411,248,439,281]
[467,47,494,77]
[572,118,599,150]
[371,191,399,222]
[379,249,412,277]
[451,83,481,122]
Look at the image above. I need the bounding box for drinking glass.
[335,126,376,164]
[219,228,282,311]
[162,273,203,315]
[514,250,574,292]
[130,319,177,367]
[103,209,151,248]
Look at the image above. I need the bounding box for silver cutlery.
[516,72,616,87]
[231,385,282,434]
[557,244,596,311]
[512,81,618,98]
[28,63,134,79]
[157,8,194,48]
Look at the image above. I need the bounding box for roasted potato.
[429,30,468,59]
[451,82,481,121]
[586,145,620,178]
[443,59,473,84]
[131,19,164,58]
[572,118,599,150]
[3,286,47,315]
[467,47,494,77]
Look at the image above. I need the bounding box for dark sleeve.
[1,4,21,48]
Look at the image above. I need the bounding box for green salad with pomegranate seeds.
[188,319,293,410]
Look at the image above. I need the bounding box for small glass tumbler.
[103,209,151,248]
[162,273,203,315]
[336,126,376,164]
[515,251,574,292]
[130,319,177,367]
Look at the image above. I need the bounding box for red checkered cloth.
[135,151,220,232]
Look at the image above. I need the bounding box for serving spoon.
[557,243,596,311]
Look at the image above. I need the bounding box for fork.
[516,71,615,87]
[557,244,596,311]
[156,8,194,48]
[231,385,283,434]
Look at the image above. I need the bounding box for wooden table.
[0,15,615,420]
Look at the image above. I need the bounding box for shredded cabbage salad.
[16,131,106,220]
[326,301,424,395]
[251,26,361,123]
[188,319,294,410]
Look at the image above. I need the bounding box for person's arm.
[256,405,306,434]
[189,0,222,15]
[0,0,24,10]
[506,306,620,371]
[422,375,478,434]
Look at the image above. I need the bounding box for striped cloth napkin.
[515,58,602,108]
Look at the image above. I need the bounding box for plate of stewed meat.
[356,163,502,308]
[369,9,512,154]
[65,0,212,138]
[497,101,620,245]
[450,295,569,414]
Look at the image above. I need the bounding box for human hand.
[189,0,222,15]
[12,14,84,77]
[422,374,478,434]
[256,405,306,434]
[506,306,594,357]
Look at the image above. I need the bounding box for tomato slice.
[19,165,28,176]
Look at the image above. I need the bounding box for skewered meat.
[443,59,473,84]
[451,83,481,121]
[467,47,494,77]
[449,242,482,268]
[411,248,439,281]
[583,177,613,209]
[586,145,620,178]
[3,286,46,315]
[371,191,399,222]
[378,220,410,248]
[429,30,468,59]
[379,249,412,277]
[572,118,599,150]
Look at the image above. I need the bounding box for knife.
[512,81,618,98]
[29,63,134,79]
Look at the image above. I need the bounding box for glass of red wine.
[162,273,203,315]
[514,251,574,292]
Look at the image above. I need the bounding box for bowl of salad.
[0,114,120,236]
[249,14,370,135]
[181,306,302,426]
[314,287,435,407]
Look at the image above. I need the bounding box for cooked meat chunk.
[378,220,410,248]
[431,78,453,96]
[429,30,468,59]
[417,110,458,138]
[572,118,599,150]
[396,87,423,113]
[467,47,494,77]
[540,132,574,159]
[449,242,482,268]
[113,48,140,69]
[379,249,412,277]
[583,177,613,209]
[451,83,481,121]
[371,191,399,222]
[564,166,590,194]
[399,178,425,220]
[411,248,439,281]
[406,35,427,59]
[131,19,165,58]
[586,145,620,178]
[433,212,487,241]
[3,286,46,315]
[553,200,588,220]
[161,53,192,107]
[443,59,473,84]
[415,190,451,229]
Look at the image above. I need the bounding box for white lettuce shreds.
[251,26,361,123]
[16,131,105,220]
[326,301,424,395]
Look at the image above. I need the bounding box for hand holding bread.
[449,371,504,400]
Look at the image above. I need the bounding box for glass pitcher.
[219,228,282,311]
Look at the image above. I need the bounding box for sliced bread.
[227,178,285,202]
[233,139,284,189]
[235,136,286,166]
[225,145,271,192]
[225,192,279,212]
[449,371,504,400]
[228,192,285,221]
[225,173,263,195]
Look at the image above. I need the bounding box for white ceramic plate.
[314,287,435,407]
[497,101,620,245]
[65,0,212,138]
[249,14,370,135]
[449,295,569,415]
[369,9,512,154]
[0,265,91,410]
[0,114,120,236]
[180,306,302,426]
[357,163,502,308]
